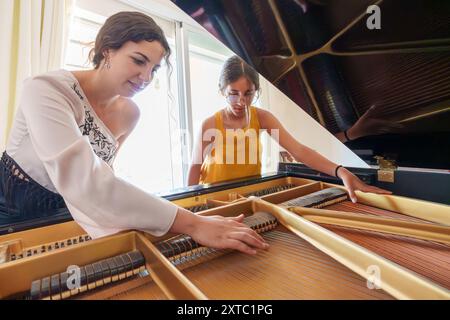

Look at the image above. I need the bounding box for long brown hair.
[89,11,171,70]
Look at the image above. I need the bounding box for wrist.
[338,168,352,180]
[347,126,359,141]
[335,165,353,180]
[170,208,201,235]
[334,165,344,179]
[344,129,351,142]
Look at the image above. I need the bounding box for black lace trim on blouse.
[71,83,117,165]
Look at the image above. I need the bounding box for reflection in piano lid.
[172,0,450,169]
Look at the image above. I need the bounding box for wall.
[260,78,369,169]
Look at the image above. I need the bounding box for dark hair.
[219,56,260,93]
[89,11,171,70]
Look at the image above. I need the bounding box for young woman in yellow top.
[188,56,391,203]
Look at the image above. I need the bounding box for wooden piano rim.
[321,183,450,227]
[0,231,206,300]
[171,177,314,208]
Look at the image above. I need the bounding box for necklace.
[223,106,251,129]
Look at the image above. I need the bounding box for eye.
[132,57,146,66]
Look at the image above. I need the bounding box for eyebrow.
[229,89,255,93]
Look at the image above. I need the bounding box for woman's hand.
[347,105,404,140]
[339,168,392,203]
[171,209,269,255]
[191,214,269,254]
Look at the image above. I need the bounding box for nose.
[232,93,245,105]
[139,67,153,85]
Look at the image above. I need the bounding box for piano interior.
[1,177,449,300]
[175,177,312,212]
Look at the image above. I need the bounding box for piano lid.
[172,0,450,170]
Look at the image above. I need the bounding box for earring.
[105,59,111,70]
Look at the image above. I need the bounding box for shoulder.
[200,113,218,132]
[23,70,76,95]
[115,97,141,123]
[254,107,278,128]
[112,97,141,141]
[254,107,274,119]
[20,70,83,117]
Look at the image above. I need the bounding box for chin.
[232,109,246,116]
[124,92,136,98]
[120,87,137,98]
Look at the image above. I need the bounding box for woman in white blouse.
[0,11,268,255]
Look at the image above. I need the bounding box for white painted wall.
[259,78,369,169]
[76,0,176,33]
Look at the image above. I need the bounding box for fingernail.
[264,243,270,249]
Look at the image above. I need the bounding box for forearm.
[290,144,346,178]
[187,164,201,186]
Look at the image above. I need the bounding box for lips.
[128,81,144,93]
[232,106,246,113]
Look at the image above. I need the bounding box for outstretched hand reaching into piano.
[336,167,392,203]
[259,108,392,203]
[336,105,404,143]
[170,208,270,255]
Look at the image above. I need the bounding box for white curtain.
[0,0,76,151]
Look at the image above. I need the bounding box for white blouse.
[6,69,178,238]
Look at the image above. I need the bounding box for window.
[187,29,233,137]
[114,47,184,193]
[65,8,105,70]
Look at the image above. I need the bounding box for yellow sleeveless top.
[199,106,262,184]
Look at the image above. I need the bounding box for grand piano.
[0,0,449,300]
